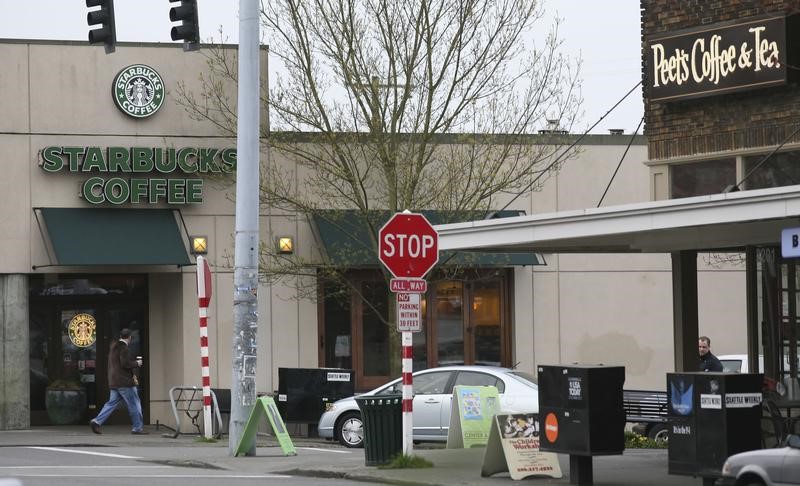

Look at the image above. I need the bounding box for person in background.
[699,335,724,372]
[90,328,147,434]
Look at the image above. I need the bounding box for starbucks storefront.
[29,275,149,425]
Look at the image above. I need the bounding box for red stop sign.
[378,212,439,279]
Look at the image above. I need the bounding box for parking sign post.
[379,211,439,457]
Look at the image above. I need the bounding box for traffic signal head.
[86,0,116,54]
[169,0,200,51]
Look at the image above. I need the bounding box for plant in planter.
[45,379,87,425]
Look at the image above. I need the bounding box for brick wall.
[642,1,800,160]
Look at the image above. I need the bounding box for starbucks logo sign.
[112,64,165,118]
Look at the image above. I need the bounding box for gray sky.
[0,0,643,134]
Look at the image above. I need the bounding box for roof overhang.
[435,185,800,254]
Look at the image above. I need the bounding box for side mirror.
[787,434,800,449]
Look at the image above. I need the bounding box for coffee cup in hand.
[136,356,143,367]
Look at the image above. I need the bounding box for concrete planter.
[45,386,87,425]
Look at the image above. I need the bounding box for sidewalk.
[0,425,701,485]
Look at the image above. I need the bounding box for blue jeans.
[92,386,144,432]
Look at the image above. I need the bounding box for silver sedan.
[717,434,800,486]
[317,365,539,448]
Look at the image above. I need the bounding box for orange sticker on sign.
[545,412,559,443]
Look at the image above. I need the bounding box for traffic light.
[169,0,200,52]
[86,0,116,54]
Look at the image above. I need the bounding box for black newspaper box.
[276,367,354,423]
[667,372,762,480]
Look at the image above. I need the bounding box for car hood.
[729,447,790,462]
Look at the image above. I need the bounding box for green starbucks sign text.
[41,146,237,205]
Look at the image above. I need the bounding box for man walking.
[699,335,724,372]
[90,328,148,434]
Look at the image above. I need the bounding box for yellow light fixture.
[191,236,208,255]
[278,236,294,254]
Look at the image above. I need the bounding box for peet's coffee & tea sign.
[646,14,799,102]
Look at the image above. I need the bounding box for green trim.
[39,208,191,266]
[311,210,542,268]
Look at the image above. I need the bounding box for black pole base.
[569,455,593,485]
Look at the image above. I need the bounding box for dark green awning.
[311,210,543,268]
[38,208,191,266]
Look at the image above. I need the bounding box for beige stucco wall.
[3,40,753,429]
[519,141,748,390]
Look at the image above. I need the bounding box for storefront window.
[323,283,352,370]
[413,295,428,371]
[472,280,502,366]
[437,282,464,366]
[744,150,800,190]
[29,275,147,297]
[670,158,736,198]
[320,271,510,390]
[361,280,390,377]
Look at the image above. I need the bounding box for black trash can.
[355,395,402,466]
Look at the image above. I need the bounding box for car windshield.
[374,379,402,395]
[507,370,537,387]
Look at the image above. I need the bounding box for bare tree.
[176,0,582,373]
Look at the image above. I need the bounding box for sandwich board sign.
[481,413,562,480]
[446,385,500,448]
[234,396,296,456]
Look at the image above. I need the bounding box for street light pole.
[229,0,261,456]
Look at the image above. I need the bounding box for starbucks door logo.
[68,313,97,348]
[112,64,165,118]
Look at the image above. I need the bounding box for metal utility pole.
[229,0,261,456]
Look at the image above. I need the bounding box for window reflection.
[362,280,389,377]
[744,150,800,190]
[671,158,735,198]
[30,275,145,297]
[437,281,464,366]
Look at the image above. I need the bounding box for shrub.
[625,431,666,449]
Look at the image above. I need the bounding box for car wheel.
[337,412,364,448]
[648,423,669,444]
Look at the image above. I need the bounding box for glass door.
[469,280,503,366]
[28,274,149,425]
[356,280,391,389]
[435,281,464,366]
[432,278,506,367]
[57,308,99,412]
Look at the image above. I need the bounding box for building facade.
[643,1,800,382]
[0,37,749,431]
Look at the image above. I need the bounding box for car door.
[411,370,455,439]
[441,370,505,436]
[781,446,800,484]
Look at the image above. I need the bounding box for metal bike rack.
[164,385,224,438]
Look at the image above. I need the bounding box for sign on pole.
[390,278,427,293]
[378,211,440,457]
[782,227,800,258]
[378,212,439,279]
[196,255,213,439]
[397,293,422,332]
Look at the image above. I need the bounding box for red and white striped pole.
[196,255,213,439]
[401,330,413,455]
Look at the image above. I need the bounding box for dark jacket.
[699,351,724,372]
[108,339,139,388]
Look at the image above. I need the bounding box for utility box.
[667,372,762,480]
[276,367,354,423]
[538,364,626,455]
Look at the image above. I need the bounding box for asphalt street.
[0,425,702,485]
